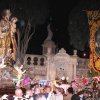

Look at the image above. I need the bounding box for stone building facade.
[23,38,89,82]
[24,49,78,82]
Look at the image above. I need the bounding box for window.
[33,57,38,65]
[27,57,31,65]
[40,58,44,66]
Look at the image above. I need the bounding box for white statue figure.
[46,24,53,41]
[0,57,6,68]
[14,64,26,87]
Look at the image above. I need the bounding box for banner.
[87,11,100,73]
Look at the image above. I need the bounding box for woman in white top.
[55,87,63,100]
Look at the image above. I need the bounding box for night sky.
[0,0,92,57]
[27,0,81,55]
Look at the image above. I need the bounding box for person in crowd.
[59,87,65,95]
[13,88,26,100]
[34,83,41,95]
[55,87,63,100]
[43,85,55,100]
[24,89,34,100]
[30,85,35,94]
[31,83,41,99]
[71,94,80,100]
[77,90,85,100]
[7,94,15,100]
[34,94,46,100]
[64,87,74,100]
[71,80,78,94]
[31,78,38,85]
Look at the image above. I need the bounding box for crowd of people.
[0,76,100,100]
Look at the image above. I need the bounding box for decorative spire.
[45,23,53,41]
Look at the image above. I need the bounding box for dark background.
[0,0,100,58]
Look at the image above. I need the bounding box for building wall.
[76,58,89,78]
[24,48,78,81]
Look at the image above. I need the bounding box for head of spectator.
[30,84,36,94]
[20,87,26,95]
[34,84,41,95]
[66,87,74,95]
[7,94,14,100]
[43,86,51,94]
[15,88,23,98]
[55,87,62,94]
[60,88,65,95]
[25,89,33,98]
[71,94,80,100]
